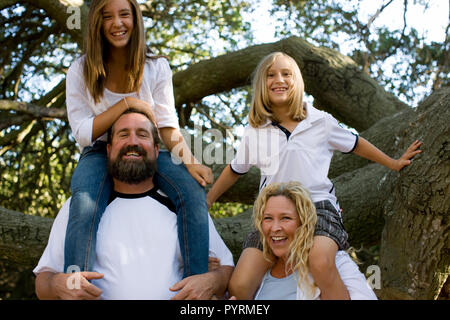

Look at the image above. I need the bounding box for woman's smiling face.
[262,195,300,260]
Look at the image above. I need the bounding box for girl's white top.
[66,55,179,150]
[230,104,358,212]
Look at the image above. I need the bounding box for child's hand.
[392,140,423,171]
[186,163,214,187]
[208,257,221,271]
[124,97,156,125]
[206,194,213,209]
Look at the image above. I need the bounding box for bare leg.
[309,236,350,300]
[228,248,272,300]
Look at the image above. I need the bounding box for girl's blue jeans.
[64,141,209,278]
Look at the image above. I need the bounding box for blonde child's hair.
[83,0,150,104]
[248,52,307,128]
[253,181,317,298]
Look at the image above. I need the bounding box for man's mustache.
[118,145,147,159]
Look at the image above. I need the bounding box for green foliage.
[143,0,254,66]
[209,201,251,219]
[270,0,449,104]
[0,3,77,101]
[0,120,77,216]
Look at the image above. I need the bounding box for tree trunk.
[208,165,260,205]
[377,87,450,300]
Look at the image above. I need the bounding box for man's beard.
[107,145,157,184]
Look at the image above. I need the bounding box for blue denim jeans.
[64,142,209,277]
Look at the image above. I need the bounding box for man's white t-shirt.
[34,188,234,300]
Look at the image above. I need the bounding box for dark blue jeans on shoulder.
[64,142,209,278]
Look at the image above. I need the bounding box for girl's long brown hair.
[83,0,149,104]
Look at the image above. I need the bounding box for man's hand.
[186,163,214,187]
[391,140,423,171]
[51,271,103,300]
[169,273,216,300]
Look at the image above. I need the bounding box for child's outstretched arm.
[206,165,240,208]
[353,137,422,171]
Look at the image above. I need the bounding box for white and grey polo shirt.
[230,104,358,211]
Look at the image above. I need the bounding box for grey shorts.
[243,200,349,251]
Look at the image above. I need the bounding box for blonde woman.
[207,52,422,299]
[65,0,212,277]
[252,182,377,300]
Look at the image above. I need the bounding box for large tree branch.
[0,206,53,266]
[0,100,67,119]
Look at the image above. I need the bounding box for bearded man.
[34,108,234,300]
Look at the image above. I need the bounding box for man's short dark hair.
[107,108,160,146]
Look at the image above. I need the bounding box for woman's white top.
[254,269,299,300]
[254,251,377,300]
[66,55,179,150]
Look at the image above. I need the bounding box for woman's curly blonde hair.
[253,181,317,298]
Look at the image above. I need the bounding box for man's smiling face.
[107,112,159,184]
